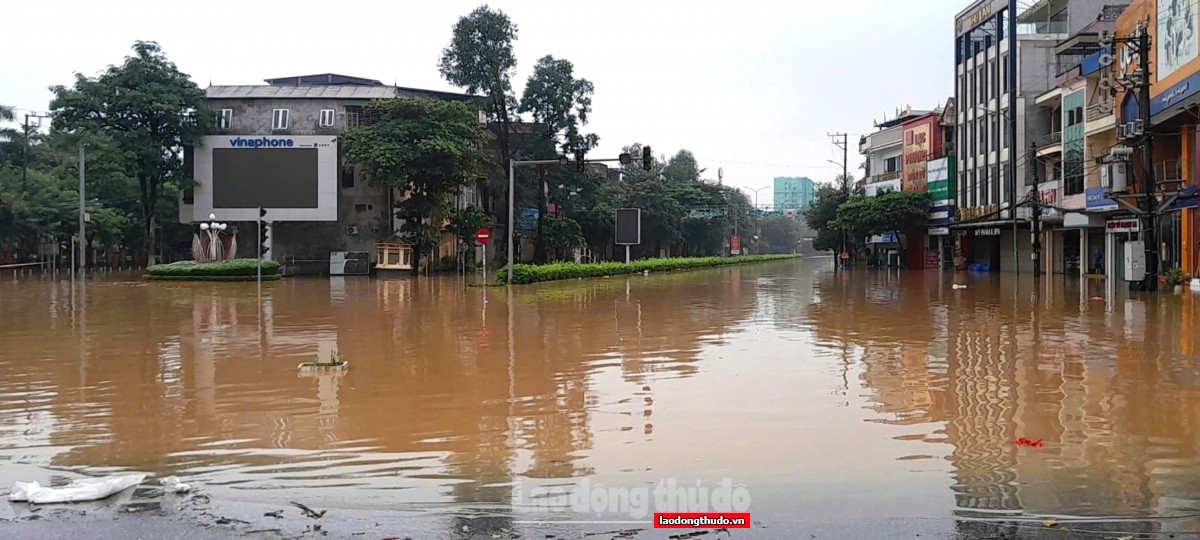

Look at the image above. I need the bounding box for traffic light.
[258,207,269,258]
[575,151,586,173]
[642,146,652,171]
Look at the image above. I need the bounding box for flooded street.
[3,259,1200,536]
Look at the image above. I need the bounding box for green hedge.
[496,254,800,285]
[145,273,283,282]
[145,259,282,278]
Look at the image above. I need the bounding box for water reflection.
[808,269,1200,522]
[2,263,1200,529]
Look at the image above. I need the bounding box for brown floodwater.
[2,259,1200,529]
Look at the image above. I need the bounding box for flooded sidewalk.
[1,260,1199,537]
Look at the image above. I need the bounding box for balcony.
[1035,131,1062,147]
[874,171,902,182]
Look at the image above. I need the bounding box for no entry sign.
[475,228,492,245]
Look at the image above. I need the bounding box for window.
[216,109,232,131]
[272,109,290,131]
[355,203,373,212]
[341,168,354,188]
[319,109,336,128]
[884,156,901,172]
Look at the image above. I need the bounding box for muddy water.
[2,260,1200,528]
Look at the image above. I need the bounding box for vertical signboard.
[615,208,641,245]
[903,122,932,192]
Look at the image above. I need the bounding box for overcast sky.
[2,0,963,206]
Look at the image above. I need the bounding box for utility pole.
[829,132,849,267]
[1137,25,1158,291]
[1031,189,1042,276]
[78,145,86,275]
[828,132,849,191]
[21,112,50,188]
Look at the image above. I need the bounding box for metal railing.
[1034,131,1062,148]
[874,171,902,182]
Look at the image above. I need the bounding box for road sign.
[475,228,492,245]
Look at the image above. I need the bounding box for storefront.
[927,158,956,269]
[1105,215,1141,283]
[952,226,1004,271]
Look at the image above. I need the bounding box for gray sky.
[2,0,963,206]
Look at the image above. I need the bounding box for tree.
[805,182,848,252]
[832,190,932,263]
[439,5,518,213]
[758,214,801,254]
[448,204,491,267]
[49,41,211,265]
[519,54,598,263]
[341,98,492,276]
[662,150,702,183]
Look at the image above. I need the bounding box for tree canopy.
[341,98,493,274]
[49,41,211,265]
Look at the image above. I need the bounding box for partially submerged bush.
[145,258,282,280]
[496,254,799,285]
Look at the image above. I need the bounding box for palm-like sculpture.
[192,213,237,263]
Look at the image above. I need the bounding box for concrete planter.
[297,361,348,373]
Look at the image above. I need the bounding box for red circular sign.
[475,228,492,245]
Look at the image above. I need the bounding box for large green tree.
[341,98,492,276]
[439,6,519,212]
[832,190,932,262]
[519,54,598,263]
[805,182,849,252]
[49,41,211,265]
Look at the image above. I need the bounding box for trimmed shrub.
[145,274,283,282]
[496,254,799,285]
[145,258,282,279]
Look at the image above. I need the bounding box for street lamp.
[740,185,771,209]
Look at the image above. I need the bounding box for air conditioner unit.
[1115,124,1127,140]
[346,225,360,235]
[1132,119,1145,136]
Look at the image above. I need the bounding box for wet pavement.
[2,259,1200,538]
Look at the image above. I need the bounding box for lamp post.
[741,185,771,209]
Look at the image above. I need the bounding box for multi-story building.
[860,106,943,267]
[952,0,1117,273]
[180,73,482,274]
[1030,4,1129,278]
[772,177,814,210]
[1104,0,1200,283]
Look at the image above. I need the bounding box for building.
[1029,4,1130,279]
[180,74,482,274]
[860,106,946,267]
[1107,0,1200,282]
[952,0,1117,273]
[772,177,815,210]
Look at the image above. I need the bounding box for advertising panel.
[926,158,954,202]
[191,135,338,222]
[903,123,932,192]
[1158,0,1198,80]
